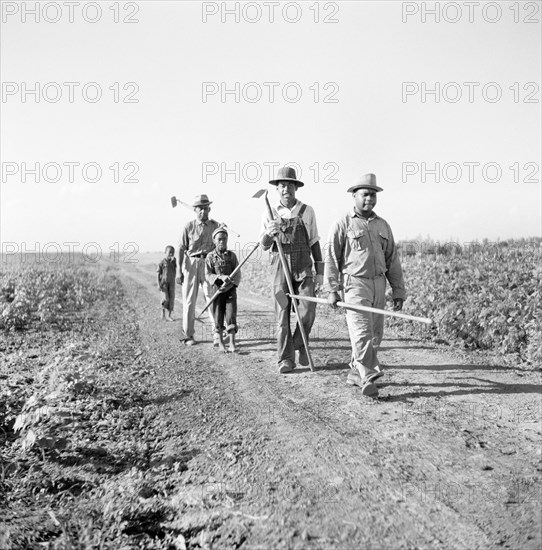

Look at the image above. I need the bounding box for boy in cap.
[205,227,241,353]
[157,245,177,321]
[325,173,406,397]
[177,194,221,345]
[260,166,323,373]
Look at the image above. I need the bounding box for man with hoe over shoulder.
[177,194,220,346]
[325,173,406,397]
[260,166,324,373]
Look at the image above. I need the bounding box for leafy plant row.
[0,265,116,331]
[386,245,541,367]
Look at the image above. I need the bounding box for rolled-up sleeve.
[179,224,190,253]
[259,210,275,251]
[304,205,320,247]
[157,261,163,284]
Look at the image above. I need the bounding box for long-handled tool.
[196,242,261,320]
[170,196,192,209]
[288,294,432,324]
[170,196,241,237]
[252,189,315,371]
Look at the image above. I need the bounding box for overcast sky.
[1,1,541,257]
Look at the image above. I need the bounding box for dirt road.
[118,255,541,549]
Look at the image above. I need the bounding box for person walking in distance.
[157,245,177,321]
[177,194,220,345]
[325,173,406,397]
[260,166,323,373]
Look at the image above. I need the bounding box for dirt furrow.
[118,258,541,549]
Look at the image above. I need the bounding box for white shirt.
[260,200,320,248]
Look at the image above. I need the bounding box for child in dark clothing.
[157,245,177,320]
[205,228,241,353]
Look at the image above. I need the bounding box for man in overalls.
[260,166,323,373]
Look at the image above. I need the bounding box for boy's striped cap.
[212,225,228,239]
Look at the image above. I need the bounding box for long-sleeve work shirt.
[324,209,406,300]
[179,219,220,257]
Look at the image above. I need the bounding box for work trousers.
[344,274,386,377]
[273,270,316,365]
[182,256,214,339]
[211,288,238,334]
[160,282,175,312]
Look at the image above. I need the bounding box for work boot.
[347,370,384,386]
[185,338,197,346]
[346,371,380,396]
[278,360,296,374]
[366,370,384,383]
[298,347,309,367]
[346,370,362,386]
[360,380,378,397]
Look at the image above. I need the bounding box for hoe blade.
[252,189,267,199]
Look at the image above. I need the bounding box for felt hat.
[212,226,228,239]
[192,194,212,207]
[269,166,304,187]
[347,173,383,193]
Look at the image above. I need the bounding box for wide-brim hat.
[269,166,304,187]
[192,194,212,207]
[212,226,228,239]
[347,173,383,193]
